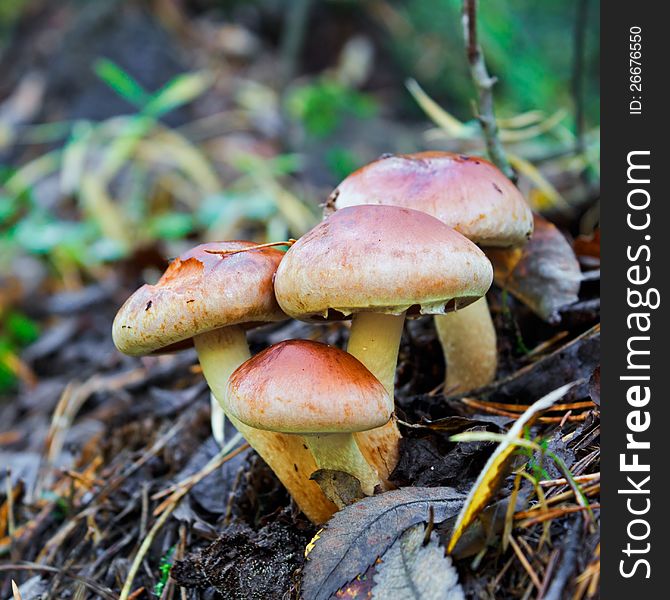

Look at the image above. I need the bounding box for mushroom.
[112,241,336,523]
[226,339,393,500]
[327,151,533,393]
[274,205,493,481]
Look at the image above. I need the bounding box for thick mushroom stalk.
[193,327,337,523]
[303,433,381,496]
[434,296,497,393]
[346,311,405,482]
[346,312,405,396]
[194,327,251,389]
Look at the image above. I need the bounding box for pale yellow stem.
[434,296,497,394]
[347,311,404,484]
[304,433,382,496]
[194,327,336,523]
[210,392,226,446]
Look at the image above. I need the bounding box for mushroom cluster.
[112,152,531,524]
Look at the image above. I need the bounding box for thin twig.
[119,502,177,600]
[509,534,542,590]
[153,440,248,516]
[462,0,514,179]
[151,433,245,503]
[119,436,247,600]
[517,503,600,528]
[4,470,15,537]
[205,240,295,257]
[539,472,600,488]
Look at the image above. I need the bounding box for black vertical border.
[601,3,668,598]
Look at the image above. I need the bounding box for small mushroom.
[274,205,493,480]
[328,151,533,393]
[112,241,336,523]
[226,340,393,501]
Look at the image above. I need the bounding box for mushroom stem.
[434,296,497,394]
[210,393,226,446]
[193,327,336,523]
[195,327,248,447]
[195,326,251,386]
[303,433,381,496]
[347,312,405,397]
[346,311,404,483]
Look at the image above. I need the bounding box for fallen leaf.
[372,524,464,600]
[335,567,377,598]
[442,494,528,559]
[574,228,600,260]
[419,415,502,435]
[446,381,578,553]
[487,214,582,322]
[302,487,464,600]
[311,469,366,509]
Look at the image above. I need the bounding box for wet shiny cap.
[274,205,493,321]
[112,241,286,356]
[327,151,533,247]
[226,340,393,434]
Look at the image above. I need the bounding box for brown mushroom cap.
[274,205,493,320]
[327,151,533,247]
[226,340,393,434]
[112,241,286,356]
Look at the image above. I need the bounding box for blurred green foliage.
[286,79,378,138]
[324,147,363,182]
[0,310,39,391]
[385,0,599,128]
[0,60,317,281]
[0,0,28,47]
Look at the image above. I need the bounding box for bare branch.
[462,0,514,180]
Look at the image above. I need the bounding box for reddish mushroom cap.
[327,151,533,247]
[112,241,286,356]
[274,205,493,320]
[226,340,393,434]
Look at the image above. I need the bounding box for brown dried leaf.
[311,469,366,509]
[420,415,503,434]
[487,214,582,322]
[302,487,464,600]
[574,227,601,260]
